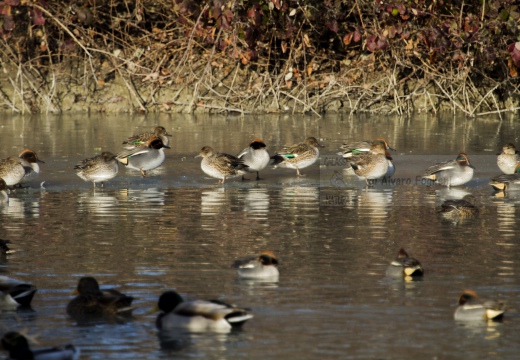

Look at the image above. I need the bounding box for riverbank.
[1,1,520,116]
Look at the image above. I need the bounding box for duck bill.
[146,305,160,315]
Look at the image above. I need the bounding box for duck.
[421,153,474,187]
[339,138,395,177]
[232,251,279,279]
[122,126,172,150]
[196,146,249,184]
[386,248,424,278]
[1,332,80,360]
[497,143,520,174]
[0,158,25,187]
[237,139,270,180]
[0,276,37,308]
[348,139,389,184]
[116,136,170,177]
[74,152,119,187]
[0,239,11,254]
[0,179,8,203]
[490,164,520,192]
[454,289,505,321]
[270,137,323,176]
[154,291,253,333]
[17,149,45,186]
[66,277,135,319]
[439,195,479,219]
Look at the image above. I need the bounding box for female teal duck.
[0,179,8,203]
[232,250,279,279]
[439,195,479,219]
[386,249,424,278]
[490,164,520,191]
[349,140,389,184]
[1,332,80,360]
[0,158,25,187]
[122,126,172,150]
[271,137,323,176]
[197,146,249,184]
[422,153,474,187]
[237,139,270,180]
[74,152,119,187]
[154,291,253,333]
[0,276,37,308]
[66,277,135,319]
[339,137,395,177]
[454,290,505,321]
[497,143,520,174]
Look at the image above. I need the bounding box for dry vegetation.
[1,0,520,116]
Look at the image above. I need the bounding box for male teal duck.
[122,126,172,150]
[454,290,505,321]
[66,277,135,319]
[232,250,279,279]
[271,137,323,176]
[237,139,270,180]
[1,332,80,360]
[197,146,249,184]
[154,291,253,333]
[422,153,474,187]
[116,136,170,177]
[497,143,520,174]
[74,152,119,187]
[17,149,45,186]
[490,164,520,192]
[386,248,424,278]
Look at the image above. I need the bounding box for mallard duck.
[232,251,279,279]
[154,291,253,333]
[0,276,37,308]
[1,332,80,360]
[386,248,424,278]
[454,290,505,321]
[271,137,323,176]
[66,277,135,319]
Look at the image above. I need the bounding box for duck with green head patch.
[454,290,505,321]
[237,139,270,180]
[154,291,253,333]
[232,250,279,279]
[116,136,170,177]
[271,137,323,176]
[490,164,520,192]
[386,248,424,278]
[422,153,474,187]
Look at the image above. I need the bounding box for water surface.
[0,113,519,359]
